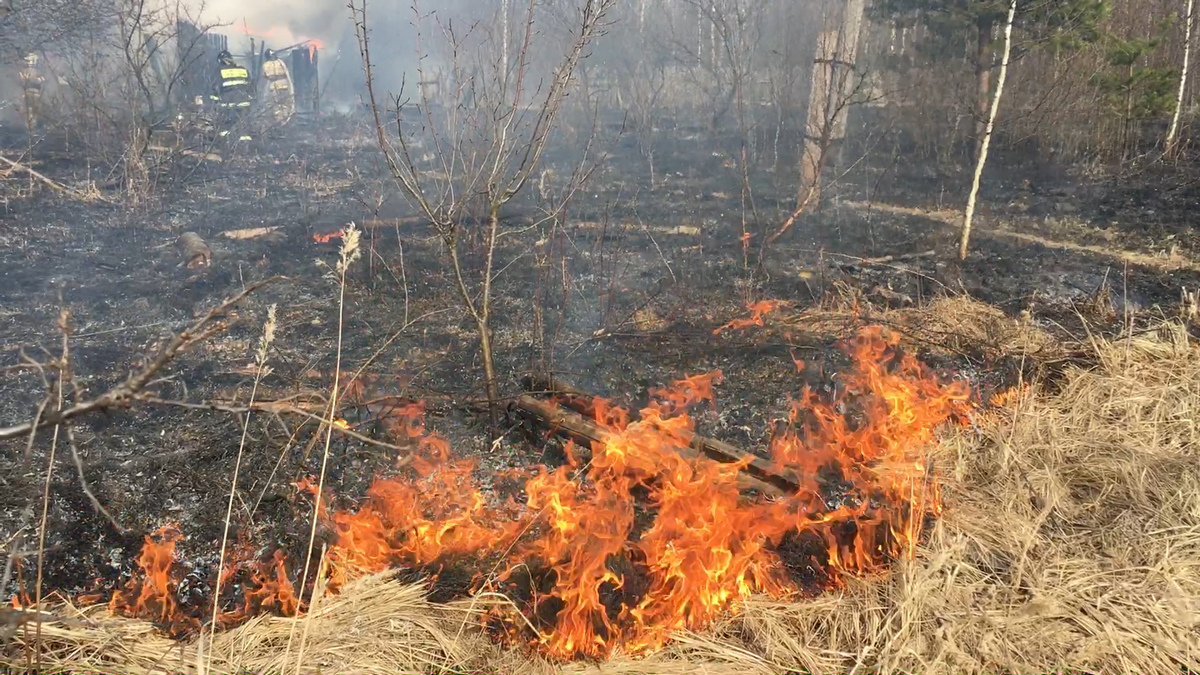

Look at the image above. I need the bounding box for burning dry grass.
[5,319,1200,674]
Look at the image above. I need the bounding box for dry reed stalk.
[286,223,360,672]
[205,304,277,673]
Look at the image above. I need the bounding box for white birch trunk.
[501,0,510,79]
[1166,0,1196,156]
[959,0,1017,260]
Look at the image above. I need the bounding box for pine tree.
[875,0,1110,155]
[1093,26,1179,156]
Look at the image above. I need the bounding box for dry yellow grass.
[4,318,1199,674]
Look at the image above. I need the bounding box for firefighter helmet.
[217,49,234,65]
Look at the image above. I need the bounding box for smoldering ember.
[1,0,1199,672]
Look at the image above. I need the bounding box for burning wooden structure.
[290,46,320,114]
[173,20,319,116]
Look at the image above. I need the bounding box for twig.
[131,395,414,462]
[840,249,938,266]
[288,225,360,673]
[0,277,281,441]
[0,154,76,195]
[31,308,69,671]
[51,306,125,534]
[63,423,124,534]
[208,304,277,673]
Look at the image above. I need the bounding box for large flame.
[108,526,301,634]
[97,326,970,660]
[322,326,970,658]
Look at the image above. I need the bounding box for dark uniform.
[212,50,253,141]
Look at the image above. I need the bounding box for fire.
[110,526,303,633]
[989,383,1030,407]
[318,326,969,658]
[313,228,345,243]
[234,551,299,618]
[236,24,325,51]
[96,326,971,660]
[714,300,787,334]
[109,525,195,635]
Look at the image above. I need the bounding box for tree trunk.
[1166,0,1195,157]
[797,0,867,209]
[798,29,835,205]
[974,20,995,159]
[477,314,498,424]
[960,0,1017,260]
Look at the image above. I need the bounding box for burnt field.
[2,111,1199,667]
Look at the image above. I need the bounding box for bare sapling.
[959,0,1017,260]
[206,304,277,672]
[766,0,868,248]
[351,0,616,428]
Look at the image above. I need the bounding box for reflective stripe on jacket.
[219,66,250,88]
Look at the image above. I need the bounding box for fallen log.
[0,153,75,195]
[221,226,282,241]
[522,375,801,494]
[511,394,785,497]
[177,232,212,269]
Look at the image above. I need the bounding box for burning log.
[511,394,786,497]
[522,375,801,495]
[176,232,212,269]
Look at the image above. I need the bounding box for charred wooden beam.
[522,375,801,494]
[511,394,787,498]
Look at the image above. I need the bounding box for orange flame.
[714,300,786,334]
[313,228,345,243]
[238,24,325,51]
[319,326,970,659]
[988,383,1030,408]
[96,326,971,660]
[237,551,300,618]
[109,527,305,634]
[109,525,198,636]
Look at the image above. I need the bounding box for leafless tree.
[351,0,616,426]
[46,0,220,197]
[662,0,764,134]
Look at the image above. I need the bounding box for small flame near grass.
[45,326,970,660]
[715,300,788,334]
[312,228,345,244]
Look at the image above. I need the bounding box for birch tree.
[1165,0,1195,156]
[959,0,1017,260]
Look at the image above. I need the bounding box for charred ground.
[0,113,1196,621]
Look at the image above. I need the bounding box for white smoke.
[198,0,348,52]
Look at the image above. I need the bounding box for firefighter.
[18,52,44,134]
[259,49,295,125]
[212,50,253,141]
